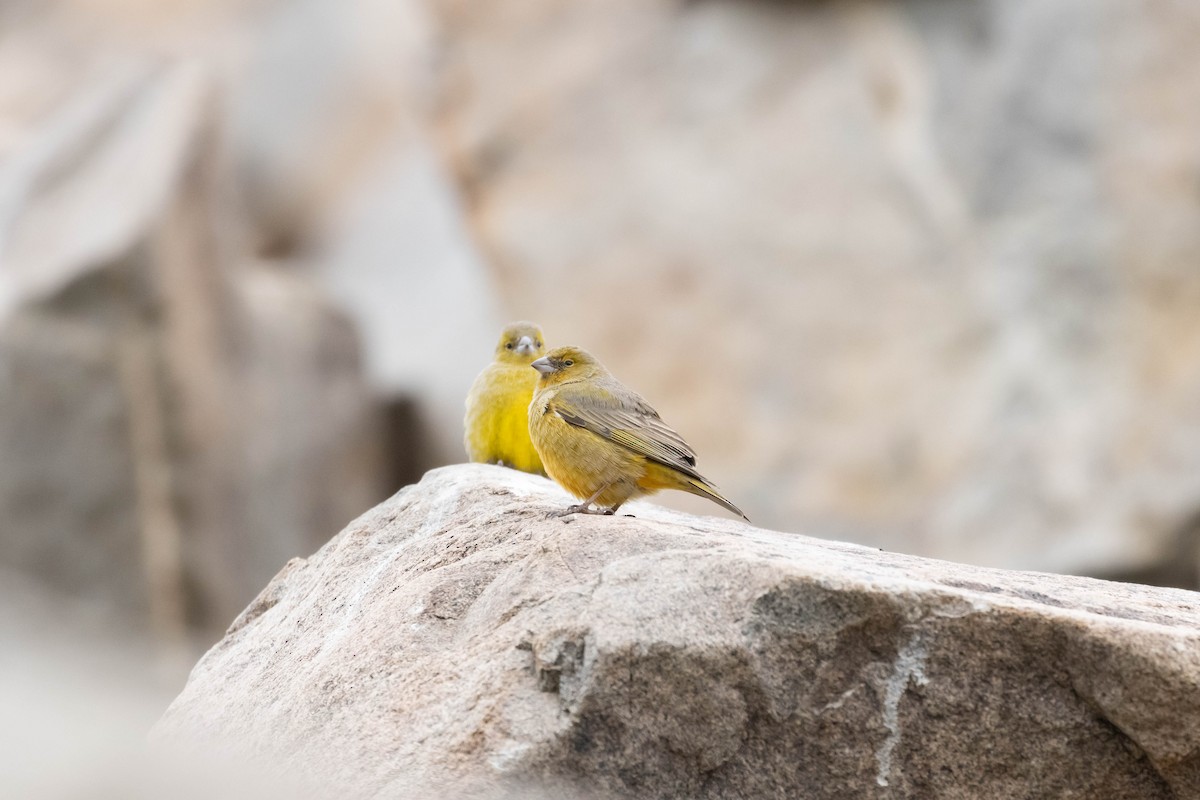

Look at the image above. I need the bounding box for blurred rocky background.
[2,0,1200,771]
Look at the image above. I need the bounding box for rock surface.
[157,464,1200,799]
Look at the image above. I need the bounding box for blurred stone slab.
[428,0,1200,580]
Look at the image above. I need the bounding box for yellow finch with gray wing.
[529,346,746,519]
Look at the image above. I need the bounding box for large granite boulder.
[155,464,1200,799]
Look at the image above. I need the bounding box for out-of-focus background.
[2,0,1200,791]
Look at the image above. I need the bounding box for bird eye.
[535,341,542,348]
[505,343,513,349]
[564,359,574,366]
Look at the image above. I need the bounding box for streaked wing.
[552,382,701,476]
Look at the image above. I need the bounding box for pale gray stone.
[156,464,1200,799]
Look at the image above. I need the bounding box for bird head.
[530,346,604,383]
[494,321,545,363]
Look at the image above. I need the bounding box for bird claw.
[553,503,607,517]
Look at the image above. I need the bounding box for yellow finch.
[529,346,747,519]
[464,322,547,474]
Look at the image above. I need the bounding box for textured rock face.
[430,0,1200,578]
[156,465,1200,799]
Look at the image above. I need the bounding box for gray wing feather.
[552,380,701,477]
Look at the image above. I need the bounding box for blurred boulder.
[5,0,1200,660]
[220,0,503,464]
[0,50,387,638]
[426,0,1200,580]
[156,465,1200,799]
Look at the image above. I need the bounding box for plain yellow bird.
[464,322,547,475]
[529,346,747,519]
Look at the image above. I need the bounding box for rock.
[155,464,1200,799]
[0,34,389,637]
[428,0,1200,579]
[312,139,504,465]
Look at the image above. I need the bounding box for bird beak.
[514,335,536,356]
[530,356,553,376]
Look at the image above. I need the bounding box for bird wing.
[551,381,702,477]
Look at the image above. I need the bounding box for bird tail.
[681,476,749,522]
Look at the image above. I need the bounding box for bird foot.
[553,503,608,517]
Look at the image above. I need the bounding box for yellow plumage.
[528,346,747,519]
[464,322,546,475]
